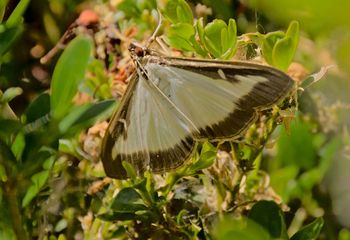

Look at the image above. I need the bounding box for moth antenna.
[145,9,163,49]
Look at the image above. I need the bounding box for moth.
[101,43,294,179]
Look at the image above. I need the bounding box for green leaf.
[58,139,80,158]
[270,165,299,202]
[55,219,67,232]
[0,0,8,23]
[268,21,299,70]
[0,87,22,103]
[220,18,237,59]
[272,36,293,71]
[164,0,193,24]
[168,23,196,40]
[196,18,205,43]
[199,18,237,59]
[0,102,16,121]
[58,104,91,133]
[248,201,288,239]
[318,137,340,174]
[111,187,147,212]
[285,20,300,55]
[290,218,324,240]
[167,23,196,51]
[339,229,350,240]
[11,131,25,161]
[213,216,271,240]
[122,161,137,179]
[22,170,50,207]
[0,25,24,57]
[5,0,30,27]
[296,138,340,192]
[277,119,317,170]
[205,20,227,45]
[0,119,21,139]
[58,99,115,134]
[185,142,216,174]
[167,35,195,51]
[70,100,115,128]
[24,93,50,123]
[50,36,92,120]
[0,139,18,176]
[261,31,285,65]
[117,0,156,18]
[117,0,141,17]
[176,2,193,24]
[203,19,227,57]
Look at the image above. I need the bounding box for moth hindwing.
[101,48,294,179]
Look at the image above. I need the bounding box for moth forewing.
[101,52,295,179]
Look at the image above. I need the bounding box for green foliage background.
[1,0,350,239]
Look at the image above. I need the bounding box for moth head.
[128,42,146,60]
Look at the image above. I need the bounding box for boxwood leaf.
[274,20,300,70]
[290,217,324,240]
[273,36,294,70]
[5,0,30,27]
[0,119,22,139]
[0,0,8,23]
[22,170,50,207]
[248,200,288,239]
[0,87,22,103]
[24,93,50,124]
[111,187,147,212]
[59,99,115,134]
[185,142,216,174]
[261,31,285,65]
[213,216,271,240]
[0,25,24,57]
[50,36,92,120]
[164,0,193,24]
[167,23,196,51]
[11,131,25,161]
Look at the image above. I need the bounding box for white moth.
[101,43,294,179]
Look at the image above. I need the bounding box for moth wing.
[101,74,196,179]
[145,61,294,140]
[102,59,294,179]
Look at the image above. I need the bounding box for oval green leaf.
[50,36,92,120]
[290,217,324,240]
[164,0,193,24]
[248,200,288,239]
[261,31,285,66]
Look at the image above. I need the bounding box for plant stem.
[0,140,28,240]
[2,180,28,240]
